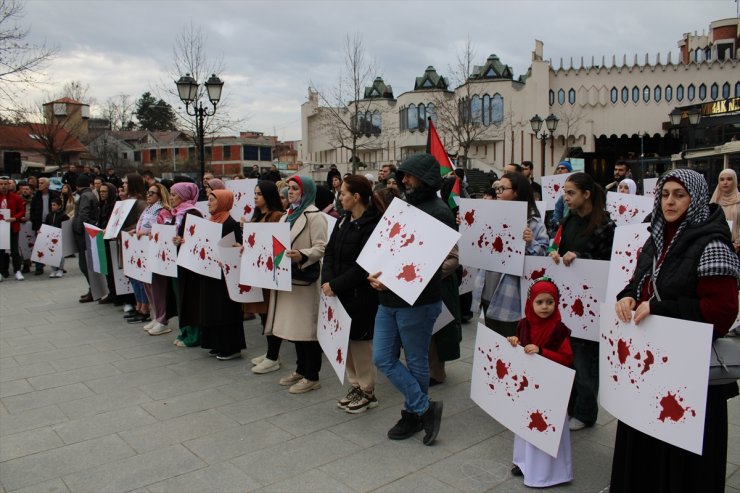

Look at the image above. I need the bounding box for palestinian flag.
[546,224,563,255]
[426,118,455,177]
[84,223,108,275]
[272,235,287,282]
[448,177,462,209]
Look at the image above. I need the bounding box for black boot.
[387,410,423,440]
[421,400,443,445]
[79,292,93,303]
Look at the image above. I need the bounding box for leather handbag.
[709,337,740,385]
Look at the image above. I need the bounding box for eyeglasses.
[494,187,513,194]
[146,191,159,196]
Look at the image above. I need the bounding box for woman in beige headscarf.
[710,168,740,252]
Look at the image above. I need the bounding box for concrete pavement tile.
[487,477,533,492]
[373,471,462,493]
[111,348,207,373]
[0,341,57,358]
[0,328,32,340]
[53,406,158,444]
[183,420,294,464]
[215,376,294,402]
[267,398,360,437]
[729,395,739,426]
[62,444,205,493]
[119,409,239,454]
[426,381,477,417]
[83,366,179,394]
[0,379,34,398]
[728,466,740,490]
[50,350,125,372]
[27,364,122,390]
[115,340,178,359]
[0,361,55,383]
[46,332,120,350]
[217,391,305,425]
[729,423,740,466]
[255,469,353,493]
[58,387,153,419]
[4,334,54,348]
[141,388,235,421]
[0,405,68,435]
[229,430,360,486]
[568,438,613,492]
[8,478,70,493]
[0,313,50,331]
[138,371,239,401]
[2,383,94,413]
[0,434,135,491]
[436,406,506,454]
[147,463,261,493]
[327,404,407,448]
[12,345,95,366]
[0,358,19,370]
[581,419,618,450]
[0,426,64,462]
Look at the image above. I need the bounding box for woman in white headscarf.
[710,168,740,252]
[617,178,637,195]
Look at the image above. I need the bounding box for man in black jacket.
[72,175,100,302]
[30,178,59,275]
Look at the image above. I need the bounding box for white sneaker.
[143,320,157,330]
[15,271,24,281]
[123,304,134,313]
[56,271,64,278]
[0,273,4,282]
[251,354,266,366]
[148,323,171,336]
[251,357,280,374]
[569,417,587,431]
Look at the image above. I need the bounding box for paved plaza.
[0,264,738,493]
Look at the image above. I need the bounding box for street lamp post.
[530,113,559,176]
[175,73,224,180]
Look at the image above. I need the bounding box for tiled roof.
[44,97,86,106]
[0,124,87,153]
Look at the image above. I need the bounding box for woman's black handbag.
[292,261,320,285]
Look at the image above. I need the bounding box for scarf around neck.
[524,278,562,348]
[209,190,233,224]
[286,176,316,226]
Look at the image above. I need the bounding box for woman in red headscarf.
[507,277,573,488]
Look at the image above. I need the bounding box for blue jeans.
[373,301,442,415]
[129,278,148,304]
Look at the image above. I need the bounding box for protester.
[329,174,344,215]
[617,178,637,194]
[710,168,740,253]
[522,160,542,200]
[550,161,573,231]
[0,176,26,281]
[509,277,573,487]
[44,197,69,278]
[322,175,383,412]
[30,177,58,275]
[96,182,119,303]
[121,174,149,320]
[611,168,740,493]
[60,183,76,218]
[547,172,615,431]
[264,176,328,393]
[605,161,631,192]
[72,175,100,302]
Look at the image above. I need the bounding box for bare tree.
[15,101,87,165]
[100,94,135,131]
[55,80,95,105]
[554,105,584,157]
[310,34,390,174]
[0,0,56,116]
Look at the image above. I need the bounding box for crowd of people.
[1,157,738,492]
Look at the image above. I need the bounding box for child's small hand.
[523,344,540,355]
[507,336,519,347]
[455,213,461,225]
[522,227,532,244]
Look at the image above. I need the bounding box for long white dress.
[512,415,572,487]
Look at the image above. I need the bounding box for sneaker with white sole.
[143,320,157,330]
[279,372,303,386]
[569,417,587,431]
[148,323,172,336]
[251,357,280,374]
[251,354,266,365]
[346,390,378,414]
[123,304,134,313]
[15,271,24,281]
[337,386,362,409]
[288,378,321,394]
[216,352,242,361]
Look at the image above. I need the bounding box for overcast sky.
[19,0,738,141]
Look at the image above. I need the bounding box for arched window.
[632,86,639,103]
[736,82,740,97]
[418,104,426,131]
[427,103,437,125]
[711,83,718,100]
[365,111,373,135]
[654,85,662,103]
[643,85,650,103]
[399,108,406,131]
[687,84,695,101]
[407,104,418,131]
[558,89,565,105]
[482,94,490,126]
[621,86,629,103]
[610,87,618,104]
[665,85,673,102]
[677,84,684,102]
[568,88,576,105]
[549,90,554,106]
[722,82,730,99]
[471,95,482,123]
[372,110,381,135]
[491,94,503,125]
[698,83,706,101]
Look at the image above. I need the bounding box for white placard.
[432,302,455,334]
[109,240,133,295]
[317,293,352,384]
[31,225,63,267]
[122,232,152,283]
[520,257,610,342]
[176,214,223,279]
[356,199,461,306]
[239,222,292,291]
[226,178,257,222]
[217,232,264,303]
[195,201,210,220]
[459,265,479,295]
[0,208,10,250]
[19,221,35,259]
[599,306,711,455]
[325,213,338,240]
[606,192,653,227]
[149,224,178,277]
[458,198,527,275]
[606,223,650,303]
[61,220,76,256]
[535,201,546,223]
[541,173,573,210]
[471,324,575,458]
[103,199,136,239]
[643,178,658,198]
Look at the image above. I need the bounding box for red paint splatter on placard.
[658,392,687,422]
[612,375,619,382]
[51,238,59,244]
[336,348,343,364]
[124,240,129,249]
[37,251,44,258]
[238,284,251,294]
[531,267,546,279]
[400,234,415,248]
[136,258,142,268]
[571,298,584,316]
[188,224,196,236]
[617,339,630,364]
[528,411,548,432]
[154,233,159,242]
[464,210,476,226]
[199,247,206,260]
[266,256,273,271]
[247,233,256,248]
[161,251,166,261]
[662,356,668,363]
[496,359,508,379]
[553,184,560,192]
[517,375,529,392]
[389,223,402,238]
[534,384,540,389]
[641,350,655,375]
[327,306,334,321]
[492,236,504,253]
[244,204,252,215]
[618,205,627,215]
[396,263,419,282]
[477,234,485,248]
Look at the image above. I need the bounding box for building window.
[491,94,503,125]
[471,95,482,123]
[736,82,740,97]
[149,149,156,160]
[205,146,212,159]
[133,151,140,162]
[632,86,639,103]
[223,145,231,159]
[698,83,706,101]
[407,104,418,131]
[711,83,718,100]
[557,89,565,105]
[610,87,618,104]
[621,86,629,103]
[643,86,650,103]
[687,84,695,101]
[482,94,490,126]
[722,82,730,99]
[243,145,259,161]
[161,148,168,158]
[259,147,271,161]
[549,90,554,106]
[568,88,576,105]
[427,103,437,125]
[677,84,684,102]
[665,85,673,102]
[654,85,662,103]
[122,152,128,160]
[372,110,382,134]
